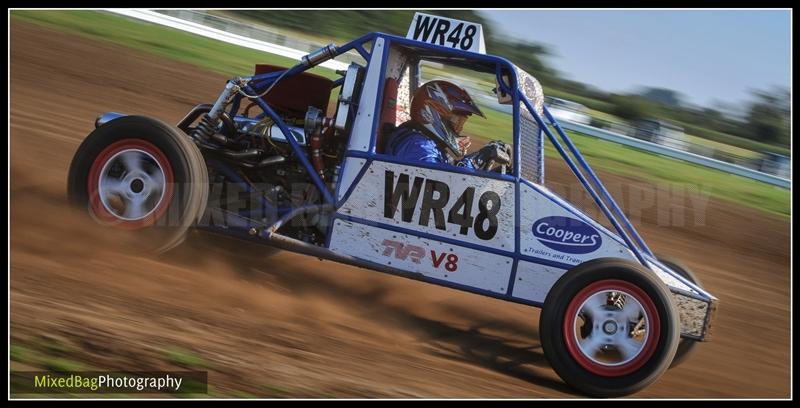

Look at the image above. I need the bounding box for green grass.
[209,10,353,47]
[262,383,290,397]
[422,62,496,90]
[679,122,790,156]
[562,132,790,216]
[543,87,617,113]
[162,347,210,369]
[43,358,87,372]
[586,108,624,124]
[464,105,514,143]
[12,10,789,217]
[35,338,76,356]
[11,338,95,374]
[228,390,258,399]
[10,344,37,364]
[178,380,211,397]
[685,133,762,159]
[11,10,339,81]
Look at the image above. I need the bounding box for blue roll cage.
[209,32,656,267]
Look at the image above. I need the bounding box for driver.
[385,80,511,172]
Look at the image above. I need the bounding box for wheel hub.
[602,320,618,335]
[129,178,145,194]
[97,148,167,221]
[570,287,653,369]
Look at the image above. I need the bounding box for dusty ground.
[10,22,791,398]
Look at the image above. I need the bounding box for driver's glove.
[461,140,511,169]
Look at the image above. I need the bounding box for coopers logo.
[532,216,602,254]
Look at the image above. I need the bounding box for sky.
[481,9,791,109]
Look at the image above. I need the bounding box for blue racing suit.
[385,124,475,170]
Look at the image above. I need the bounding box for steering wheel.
[478,141,512,174]
[481,160,510,175]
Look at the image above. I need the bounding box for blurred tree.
[744,87,790,147]
[712,100,748,121]
[609,94,653,121]
[638,87,684,107]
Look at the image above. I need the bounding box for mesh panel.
[515,67,545,184]
[520,113,544,184]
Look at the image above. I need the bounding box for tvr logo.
[381,239,459,272]
[381,239,425,264]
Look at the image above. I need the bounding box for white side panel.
[649,262,696,294]
[336,158,367,202]
[330,219,513,294]
[348,38,385,152]
[518,184,696,295]
[519,183,636,266]
[339,161,515,251]
[511,261,567,304]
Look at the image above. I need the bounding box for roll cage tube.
[493,64,520,177]
[357,34,651,264]
[543,106,655,258]
[518,92,650,267]
[213,30,654,264]
[226,33,380,207]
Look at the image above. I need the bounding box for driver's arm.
[392,133,448,164]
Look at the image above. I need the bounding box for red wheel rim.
[86,139,174,230]
[562,279,661,377]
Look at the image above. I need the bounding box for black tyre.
[540,258,680,397]
[67,115,208,252]
[656,255,702,369]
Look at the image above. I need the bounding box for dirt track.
[10,22,791,398]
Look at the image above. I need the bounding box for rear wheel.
[67,115,208,252]
[657,255,703,369]
[540,258,680,397]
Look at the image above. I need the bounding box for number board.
[406,12,486,54]
[338,160,515,252]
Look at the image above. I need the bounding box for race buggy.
[67,13,717,397]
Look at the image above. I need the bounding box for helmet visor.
[452,99,485,118]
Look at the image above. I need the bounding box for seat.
[375,77,399,153]
[253,64,333,120]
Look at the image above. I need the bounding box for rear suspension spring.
[191,80,240,142]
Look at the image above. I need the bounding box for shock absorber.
[191,80,241,143]
[608,291,626,310]
[305,106,335,181]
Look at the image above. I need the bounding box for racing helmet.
[410,80,485,155]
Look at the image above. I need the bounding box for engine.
[181,62,362,245]
[197,109,344,245]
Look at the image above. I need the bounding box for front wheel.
[67,115,208,253]
[540,258,680,397]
